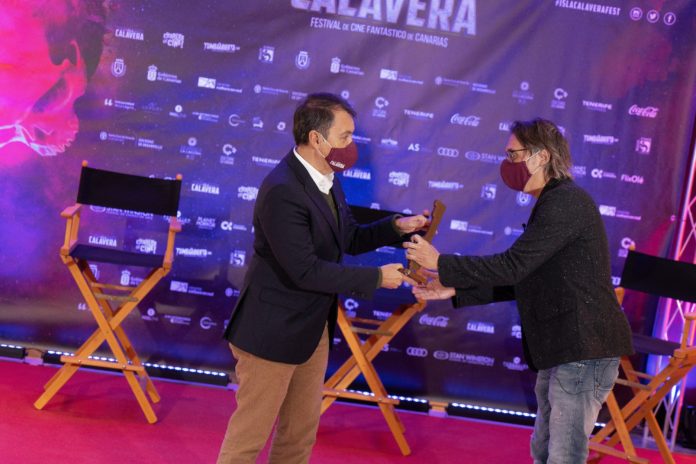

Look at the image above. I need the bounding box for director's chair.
[322,299,427,456]
[321,200,445,455]
[34,161,182,424]
[589,249,696,464]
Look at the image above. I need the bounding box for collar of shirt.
[293,147,334,195]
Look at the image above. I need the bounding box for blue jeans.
[531,357,620,464]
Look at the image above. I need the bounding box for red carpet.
[1,359,695,463]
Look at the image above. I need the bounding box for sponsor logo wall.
[1,0,695,410]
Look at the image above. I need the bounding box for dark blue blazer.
[224,151,403,364]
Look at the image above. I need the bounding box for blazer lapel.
[285,152,341,246]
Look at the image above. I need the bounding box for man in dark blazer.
[217,93,429,464]
[405,119,633,464]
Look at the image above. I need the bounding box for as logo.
[408,143,420,152]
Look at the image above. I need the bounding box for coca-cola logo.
[450,113,481,126]
[419,314,449,327]
[628,105,659,119]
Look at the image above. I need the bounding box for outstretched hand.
[411,270,455,301]
[395,209,430,235]
[403,234,440,270]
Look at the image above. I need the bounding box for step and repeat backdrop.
[1,0,695,409]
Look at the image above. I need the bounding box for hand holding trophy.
[399,199,446,285]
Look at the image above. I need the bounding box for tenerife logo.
[291,0,477,36]
[295,50,311,69]
[582,100,612,112]
[111,58,126,77]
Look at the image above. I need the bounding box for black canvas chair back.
[622,250,696,304]
[77,165,181,216]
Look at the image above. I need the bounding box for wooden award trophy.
[399,199,447,284]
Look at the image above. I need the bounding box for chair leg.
[112,325,160,403]
[34,363,81,410]
[340,315,410,455]
[606,391,640,459]
[36,258,162,423]
[322,303,427,456]
[644,409,676,464]
[322,302,425,413]
[123,370,158,424]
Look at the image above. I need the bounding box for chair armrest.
[169,217,182,233]
[685,313,696,321]
[61,204,82,218]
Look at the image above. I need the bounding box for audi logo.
[437,147,460,158]
[406,347,428,357]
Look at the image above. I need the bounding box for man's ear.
[308,130,318,147]
[539,148,551,165]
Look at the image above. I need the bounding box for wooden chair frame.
[34,165,181,424]
[589,290,696,463]
[321,299,427,456]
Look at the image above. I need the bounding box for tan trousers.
[216,326,329,464]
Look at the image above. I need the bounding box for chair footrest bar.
[345,317,383,326]
[588,442,649,464]
[625,370,654,380]
[94,294,139,302]
[349,327,393,336]
[90,282,134,292]
[61,356,145,372]
[323,388,399,405]
[614,378,652,390]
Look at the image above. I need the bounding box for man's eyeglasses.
[505,147,530,161]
